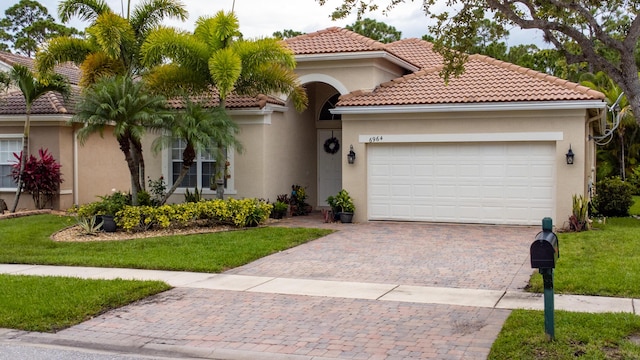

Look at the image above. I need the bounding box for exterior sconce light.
[566,145,574,165]
[347,145,356,164]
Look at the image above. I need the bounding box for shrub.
[627,167,640,195]
[115,198,272,232]
[594,177,634,217]
[11,148,63,209]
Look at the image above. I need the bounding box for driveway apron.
[56,215,539,359]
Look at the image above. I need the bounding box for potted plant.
[326,195,341,222]
[333,189,355,223]
[271,200,288,219]
[290,184,311,216]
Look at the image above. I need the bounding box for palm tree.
[152,96,242,204]
[74,75,172,205]
[8,64,70,212]
[140,10,307,111]
[36,0,187,191]
[37,0,188,85]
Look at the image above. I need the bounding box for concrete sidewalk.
[1,264,636,314]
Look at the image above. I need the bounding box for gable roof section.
[166,91,285,110]
[383,38,443,70]
[337,54,605,108]
[284,27,387,55]
[0,51,81,86]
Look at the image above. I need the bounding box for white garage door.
[368,142,555,225]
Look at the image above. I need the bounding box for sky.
[0,0,546,46]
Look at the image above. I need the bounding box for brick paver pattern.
[59,218,539,359]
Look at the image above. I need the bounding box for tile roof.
[0,88,79,115]
[284,27,387,55]
[338,54,605,106]
[165,90,285,110]
[383,38,443,70]
[285,27,604,107]
[0,51,81,85]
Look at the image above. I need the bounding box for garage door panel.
[368,142,555,225]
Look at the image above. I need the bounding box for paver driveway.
[56,215,539,360]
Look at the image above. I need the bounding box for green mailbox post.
[530,217,559,340]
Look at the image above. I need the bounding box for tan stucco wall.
[0,121,75,210]
[341,108,593,227]
[76,129,131,205]
[296,58,406,93]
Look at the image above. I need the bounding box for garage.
[368,142,556,225]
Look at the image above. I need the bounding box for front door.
[317,129,342,207]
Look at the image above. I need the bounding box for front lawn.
[0,274,170,332]
[528,217,640,298]
[0,214,333,272]
[489,310,640,359]
[494,216,640,358]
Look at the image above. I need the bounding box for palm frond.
[58,0,111,23]
[143,64,209,96]
[141,26,209,71]
[79,52,126,86]
[36,36,95,73]
[87,12,136,60]
[208,48,242,99]
[130,0,188,37]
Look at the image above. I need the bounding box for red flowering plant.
[11,148,63,209]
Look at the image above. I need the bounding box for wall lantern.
[347,145,356,164]
[565,145,574,165]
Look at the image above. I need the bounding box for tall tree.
[37,0,187,192]
[0,0,80,57]
[73,75,172,205]
[345,18,401,43]
[6,64,70,212]
[272,29,304,40]
[152,96,242,204]
[318,0,640,124]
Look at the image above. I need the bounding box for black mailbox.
[530,231,559,269]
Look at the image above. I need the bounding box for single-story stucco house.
[0,27,605,226]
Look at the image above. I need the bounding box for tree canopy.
[345,18,401,43]
[317,0,640,124]
[0,0,80,56]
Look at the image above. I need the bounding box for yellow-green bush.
[115,198,273,232]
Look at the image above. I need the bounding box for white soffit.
[358,132,564,144]
[333,100,606,115]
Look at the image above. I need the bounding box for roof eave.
[332,100,607,115]
[295,51,420,73]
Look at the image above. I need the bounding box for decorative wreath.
[324,137,340,154]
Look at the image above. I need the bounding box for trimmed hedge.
[75,198,272,232]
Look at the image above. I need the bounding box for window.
[0,137,21,189]
[319,93,342,121]
[171,139,226,189]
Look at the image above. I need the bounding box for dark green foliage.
[345,18,401,43]
[0,0,81,56]
[594,177,634,217]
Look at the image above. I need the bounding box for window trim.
[162,142,236,196]
[0,134,22,191]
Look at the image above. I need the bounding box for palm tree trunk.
[11,111,30,213]
[160,164,190,205]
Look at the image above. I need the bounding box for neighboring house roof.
[0,89,77,115]
[0,52,284,116]
[284,27,605,107]
[0,51,81,86]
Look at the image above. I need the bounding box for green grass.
[489,310,640,359]
[630,196,640,216]
[0,274,170,332]
[528,217,640,298]
[0,214,333,272]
